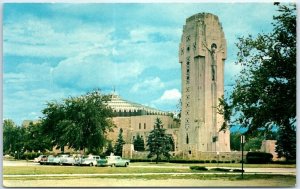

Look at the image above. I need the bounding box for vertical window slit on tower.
[186,134,189,144]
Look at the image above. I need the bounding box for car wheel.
[111,164,115,167]
[89,163,93,167]
[124,163,128,167]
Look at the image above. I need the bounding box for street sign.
[240,135,245,143]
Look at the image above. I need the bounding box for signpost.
[241,135,245,179]
[217,151,220,167]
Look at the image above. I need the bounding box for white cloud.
[4,18,114,58]
[130,77,165,93]
[52,50,144,89]
[152,88,181,107]
[159,89,181,101]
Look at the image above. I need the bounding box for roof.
[107,93,170,116]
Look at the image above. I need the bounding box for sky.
[3,3,280,125]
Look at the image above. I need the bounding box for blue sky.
[3,3,279,125]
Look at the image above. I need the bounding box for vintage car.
[97,155,130,167]
[41,154,68,165]
[60,155,77,165]
[34,155,48,163]
[78,155,101,166]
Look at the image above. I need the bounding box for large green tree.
[147,118,173,164]
[23,122,52,153]
[3,119,23,155]
[104,141,114,156]
[114,128,125,156]
[40,90,115,154]
[133,134,145,151]
[220,4,296,161]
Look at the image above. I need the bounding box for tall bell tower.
[178,13,230,153]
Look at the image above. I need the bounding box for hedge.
[246,152,273,164]
[190,166,208,171]
[210,168,231,172]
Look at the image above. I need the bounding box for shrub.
[205,160,210,163]
[210,168,231,172]
[211,160,217,163]
[169,159,205,163]
[21,152,42,160]
[246,152,273,164]
[190,166,208,171]
[232,169,245,172]
[231,160,236,163]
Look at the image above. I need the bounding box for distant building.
[107,93,179,151]
[260,140,280,161]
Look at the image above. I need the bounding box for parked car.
[60,155,77,165]
[34,155,47,163]
[79,155,101,166]
[41,154,68,165]
[97,155,130,167]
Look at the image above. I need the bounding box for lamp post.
[241,135,245,179]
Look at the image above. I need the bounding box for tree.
[114,128,125,156]
[219,4,296,161]
[40,90,115,154]
[104,141,114,156]
[3,119,23,155]
[275,124,296,161]
[147,118,172,164]
[133,135,145,151]
[23,122,52,153]
[230,132,242,151]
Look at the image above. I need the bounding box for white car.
[79,155,101,166]
[34,155,47,163]
[60,155,77,165]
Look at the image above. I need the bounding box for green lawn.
[3,163,296,187]
[131,162,296,168]
[3,166,192,175]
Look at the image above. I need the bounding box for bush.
[169,159,205,163]
[129,159,156,162]
[211,160,217,163]
[210,168,231,172]
[21,152,42,160]
[246,152,273,164]
[232,169,245,172]
[205,160,210,163]
[231,160,236,163]
[190,166,208,171]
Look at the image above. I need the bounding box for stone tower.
[178,13,230,153]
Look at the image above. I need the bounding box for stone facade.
[178,13,230,153]
[260,140,279,161]
[108,115,179,150]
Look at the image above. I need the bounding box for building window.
[133,136,135,140]
[186,134,189,144]
[139,123,141,129]
[144,123,146,129]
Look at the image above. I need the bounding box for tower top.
[185,12,223,29]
